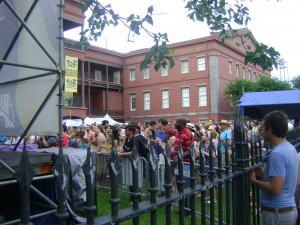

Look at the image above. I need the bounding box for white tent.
[93,114,121,125]
[62,119,82,127]
[84,117,96,125]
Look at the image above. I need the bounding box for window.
[198,85,207,106]
[143,66,150,79]
[130,94,136,111]
[113,71,120,83]
[181,59,189,74]
[253,72,256,82]
[162,90,169,109]
[182,87,190,107]
[129,68,135,81]
[229,61,232,74]
[248,70,251,81]
[144,92,150,110]
[236,65,239,77]
[197,57,205,71]
[161,65,168,76]
[243,67,245,79]
[95,70,102,81]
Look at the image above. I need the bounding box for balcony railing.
[82,73,123,84]
[62,96,82,107]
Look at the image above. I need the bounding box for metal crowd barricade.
[96,152,110,186]
[122,156,144,188]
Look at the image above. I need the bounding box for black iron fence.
[1,121,300,225]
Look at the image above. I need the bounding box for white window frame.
[229,61,232,74]
[130,94,136,111]
[198,85,207,106]
[182,87,190,107]
[161,65,168,77]
[95,70,102,81]
[248,70,251,81]
[144,92,150,110]
[143,66,150,79]
[253,72,256,82]
[129,68,135,81]
[243,67,246,79]
[236,65,239,77]
[197,57,205,71]
[181,59,189,74]
[162,90,169,109]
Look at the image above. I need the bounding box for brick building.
[122,30,270,124]
[63,1,270,124]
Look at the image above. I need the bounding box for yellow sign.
[65,56,78,92]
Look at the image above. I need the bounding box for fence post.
[199,136,207,225]
[176,143,185,225]
[164,141,173,225]
[216,135,223,225]
[234,118,250,225]
[14,143,35,225]
[189,143,196,225]
[108,141,121,223]
[148,144,157,225]
[82,147,97,225]
[129,139,141,225]
[208,137,215,224]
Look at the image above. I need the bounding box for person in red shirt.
[57,125,69,148]
[173,118,192,163]
[172,118,192,216]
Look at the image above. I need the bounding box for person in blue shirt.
[219,120,231,166]
[250,111,298,225]
[151,118,168,158]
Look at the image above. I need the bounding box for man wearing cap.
[186,123,195,136]
[219,119,231,166]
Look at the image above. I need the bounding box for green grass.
[96,186,230,225]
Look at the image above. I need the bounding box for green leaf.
[145,15,153,25]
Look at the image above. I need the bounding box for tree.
[255,75,291,92]
[224,79,257,106]
[224,75,292,107]
[78,0,280,71]
[290,75,300,89]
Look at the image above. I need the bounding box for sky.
[64,0,300,81]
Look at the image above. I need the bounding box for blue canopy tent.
[238,90,300,119]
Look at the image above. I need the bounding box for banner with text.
[65,56,78,93]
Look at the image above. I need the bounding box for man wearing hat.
[186,123,195,135]
[219,119,231,166]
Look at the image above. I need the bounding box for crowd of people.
[1,113,300,224]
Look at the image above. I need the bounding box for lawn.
[96,185,227,225]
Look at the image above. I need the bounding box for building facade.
[63,2,270,124]
[122,30,269,124]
